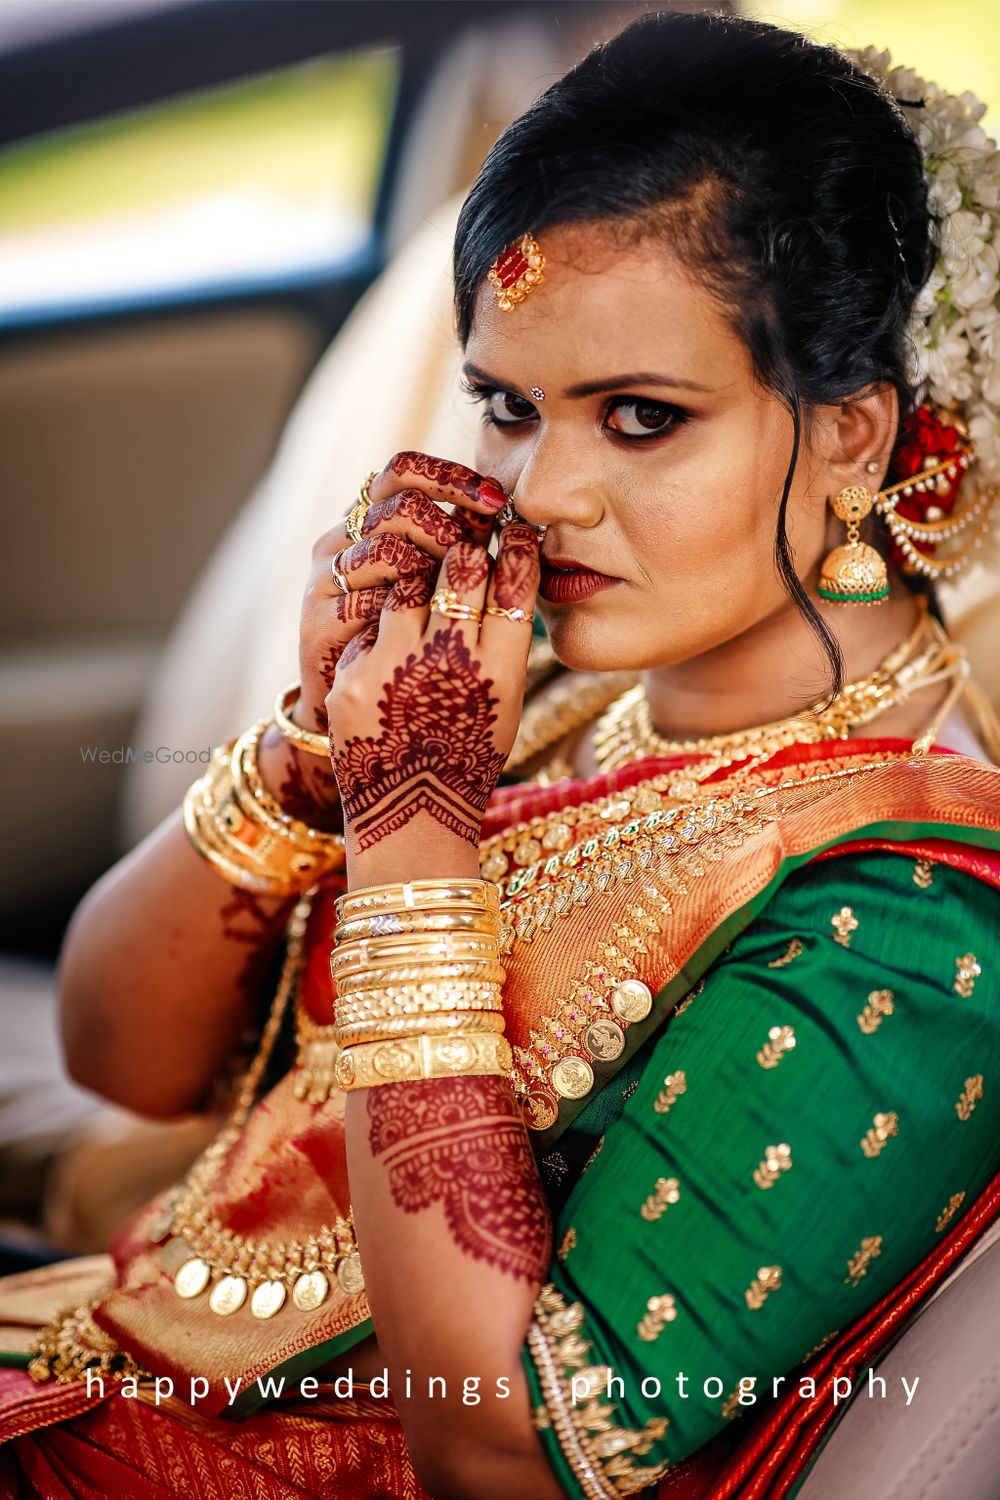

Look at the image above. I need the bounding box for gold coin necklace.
[151,895,365,1320]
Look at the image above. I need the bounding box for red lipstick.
[539,555,620,604]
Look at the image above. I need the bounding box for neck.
[641,585,923,741]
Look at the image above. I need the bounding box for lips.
[539,555,619,604]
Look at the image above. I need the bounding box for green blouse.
[523,849,1000,1498]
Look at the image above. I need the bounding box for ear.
[819,383,899,487]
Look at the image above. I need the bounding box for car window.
[0,45,398,325]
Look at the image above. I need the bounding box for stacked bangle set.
[183,688,346,899]
[331,879,511,1092]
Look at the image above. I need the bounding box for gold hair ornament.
[488,234,545,312]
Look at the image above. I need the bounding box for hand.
[325,523,541,884]
[291,453,507,811]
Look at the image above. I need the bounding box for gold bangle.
[335,1011,507,1047]
[336,879,499,920]
[234,724,345,859]
[335,1032,513,1091]
[335,908,500,942]
[331,932,499,974]
[335,993,504,1030]
[334,961,509,993]
[183,749,323,897]
[335,982,504,1021]
[274,683,331,759]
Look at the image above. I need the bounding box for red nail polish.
[479,477,507,509]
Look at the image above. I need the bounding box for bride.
[3,12,1000,1499]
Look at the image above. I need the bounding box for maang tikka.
[488,234,545,312]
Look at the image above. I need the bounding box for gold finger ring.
[429,587,483,623]
[331,548,351,594]
[484,604,534,624]
[346,470,378,544]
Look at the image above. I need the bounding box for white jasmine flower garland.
[851,48,1000,492]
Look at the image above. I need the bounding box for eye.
[462,379,538,429]
[606,398,686,440]
[484,390,538,427]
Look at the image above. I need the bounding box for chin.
[539,609,663,674]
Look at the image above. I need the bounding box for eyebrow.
[462,362,713,397]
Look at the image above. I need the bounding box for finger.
[480,523,540,670]
[360,488,464,557]
[424,541,491,650]
[333,620,379,676]
[371,451,507,518]
[338,533,437,592]
[456,506,499,548]
[368,570,436,658]
[333,585,390,626]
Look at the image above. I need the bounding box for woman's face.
[465,222,836,673]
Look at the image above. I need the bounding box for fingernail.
[478,477,507,510]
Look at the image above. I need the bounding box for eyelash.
[460,381,691,444]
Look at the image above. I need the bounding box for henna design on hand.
[331,625,508,850]
[362,489,461,548]
[494,526,540,609]
[318,645,344,690]
[384,574,434,612]
[445,543,490,593]
[387,452,505,509]
[367,1077,551,1282]
[349,533,437,581]
[276,752,340,828]
[337,622,380,672]
[335,586,390,624]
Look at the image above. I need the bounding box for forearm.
[344,1078,564,1500]
[58,725,339,1118]
[342,823,563,1496]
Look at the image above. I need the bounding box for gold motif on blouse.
[831,907,859,947]
[640,1177,681,1222]
[955,1075,984,1120]
[857,989,895,1035]
[845,1235,883,1286]
[757,1024,797,1068]
[745,1266,782,1309]
[527,1286,672,1499]
[753,1142,792,1189]
[673,978,705,1018]
[767,938,804,969]
[721,1385,751,1421]
[653,1069,687,1115]
[861,1112,899,1157]
[912,858,934,889]
[581,1135,606,1174]
[637,1294,678,1342]
[954,954,981,998]
[936,1192,966,1232]
[557,1228,577,1263]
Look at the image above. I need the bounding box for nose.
[508,431,605,532]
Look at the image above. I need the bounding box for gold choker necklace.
[592,601,968,778]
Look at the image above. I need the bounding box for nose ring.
[499,494,548,539]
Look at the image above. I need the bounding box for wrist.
[347,834,482,890]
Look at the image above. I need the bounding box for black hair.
[453,11,936,693]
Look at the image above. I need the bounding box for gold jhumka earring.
[818,411,995,605]
[818,483,890,605]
